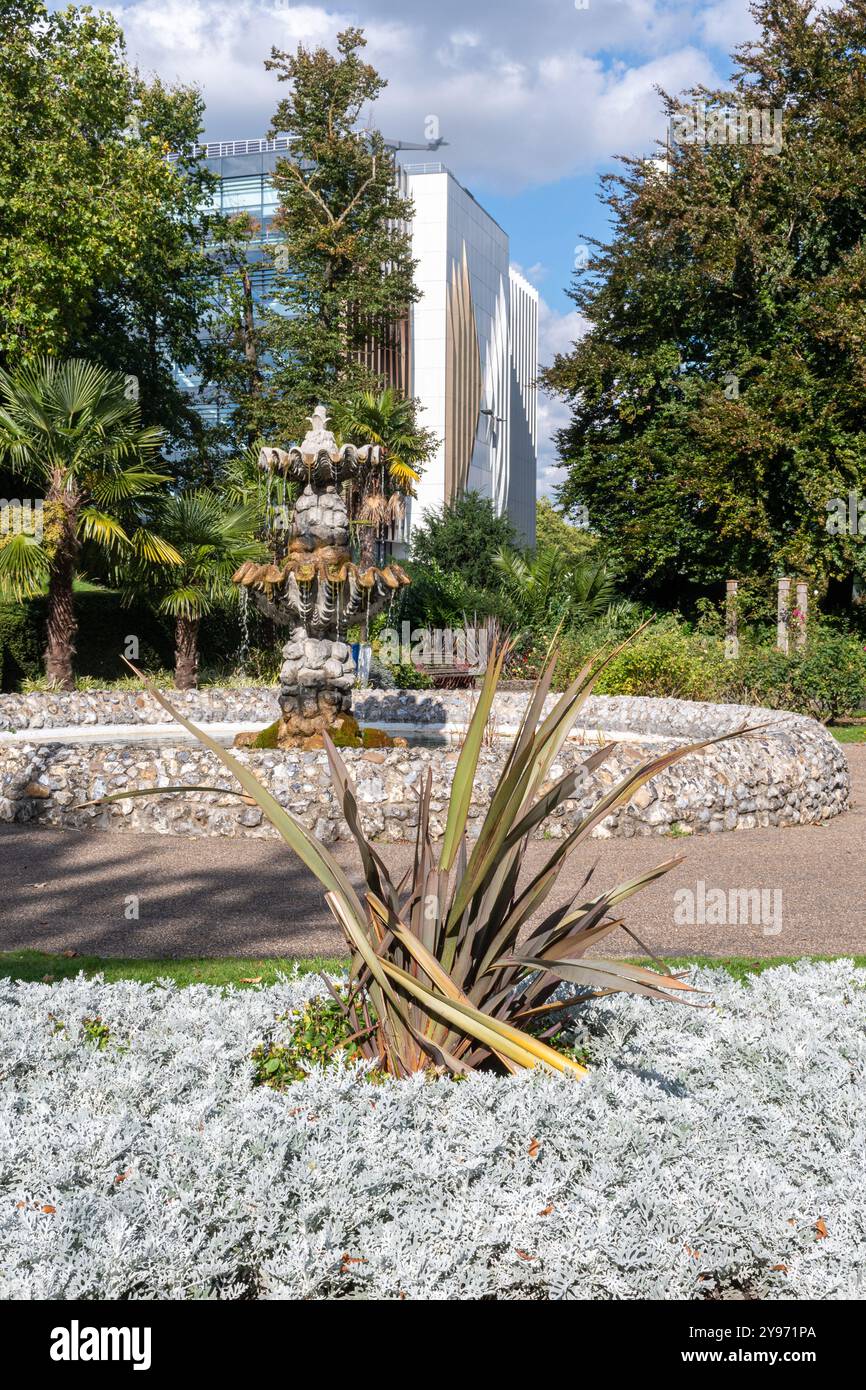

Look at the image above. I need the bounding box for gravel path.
[1,745,864,961]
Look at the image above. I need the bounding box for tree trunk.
[358,516,378,569]
[44,499,78,690]
[357,480,379,641]
[240,268,260,381]
[175,616,201,690]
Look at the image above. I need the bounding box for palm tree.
[332,387,437,569]
[135,491,263,689]
[0,358,180,688]
[493,544,619,632]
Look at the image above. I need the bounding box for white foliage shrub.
[1,961,864,1300]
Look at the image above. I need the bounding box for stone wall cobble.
[0,688,849,841]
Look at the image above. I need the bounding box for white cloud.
[535,299,588,498]
[698,0,758,49]
[539,302,588,365]
[109,0,749,191]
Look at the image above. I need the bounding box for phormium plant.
[105,631,754,1078]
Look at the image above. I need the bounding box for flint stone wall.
[0,688,849,841]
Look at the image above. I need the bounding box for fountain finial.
[300,405,336,457]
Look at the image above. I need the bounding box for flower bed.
[1,961,863,1300]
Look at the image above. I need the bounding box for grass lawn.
[0,950,347,988]
[829,724,866,742]
[1,949,863,989]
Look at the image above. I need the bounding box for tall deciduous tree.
[257,27,418,441]
[544,0,866,608]
[0,1,215,458]
[203,212,266,459]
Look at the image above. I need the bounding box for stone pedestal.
[278,628,355,736]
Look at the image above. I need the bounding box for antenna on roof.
[382,137,449,152]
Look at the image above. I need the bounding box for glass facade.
[180,140,411,431]
[201,149,280,232]
[176,145,286,429]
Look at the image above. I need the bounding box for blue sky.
[94,0,760,487]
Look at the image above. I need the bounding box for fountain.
[231,405,411,747]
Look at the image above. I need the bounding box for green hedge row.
[0,595,175,690]
[0,594,260,691]
[551,623,866,723]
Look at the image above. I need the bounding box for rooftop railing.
[170,137,292,162]
[400,161,449,175]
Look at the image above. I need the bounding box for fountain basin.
[0,688,850,842]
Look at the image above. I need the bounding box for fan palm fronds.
[494,543,619,631]
[0,357,176,686]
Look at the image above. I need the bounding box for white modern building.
[400,162,537,545]
[181,140,538,545]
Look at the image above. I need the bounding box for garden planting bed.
[0,688,850,840]
[1,960,863,1300]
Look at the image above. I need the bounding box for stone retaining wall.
[0,688,850,841]
[0,687,281,731]
[0,683,849,739]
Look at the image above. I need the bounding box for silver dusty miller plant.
[1,960,865,1301]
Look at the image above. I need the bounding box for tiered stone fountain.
[231,405,411,747]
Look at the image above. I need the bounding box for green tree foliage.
[399,492,516,630]
[494,545,619,634]
[256,28,418,441]
[203,212,265,458]
[0,0,214,456]
[409,492,516,591]
[535,497,598,568]
[543,0,866,607]
[0,358,180,688]
[398,558,507,633]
